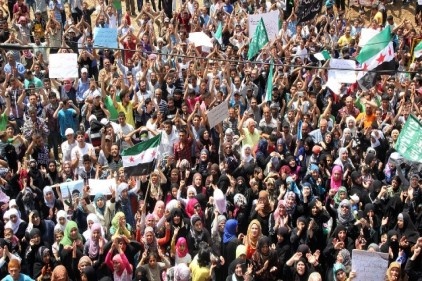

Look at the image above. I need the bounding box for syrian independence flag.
[122,134,161,176]
[413,41,422,59]
[356,26,396,91]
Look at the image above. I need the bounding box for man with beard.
[99,139,122,174]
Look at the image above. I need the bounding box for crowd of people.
[0,0,422,279]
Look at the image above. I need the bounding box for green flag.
[215,22,223,45]
[247,18,269,60]
[264,60,274,102]
[395,114,422,163]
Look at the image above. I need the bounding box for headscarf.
[223,219,238,243]
[338,249,351,267]
[8,208,23,234]
[51,265,68,281]
[35,246,51,262]
[55,210,68,232]
[284,191,297,215]
[175,237,189,258]
[78,256,93,268]
[337,199,355,225]
[142,226,158,252]
[386,262,401,281]
[241,144,254,162]
[333,263,347,281]
[214,189,227,214]
[111,212,131,238]
[186,198,200,218]
[88,223,105,259]
[245,219,262,250]
[82,266,97,281]
[60,220,83,247]
[189,215,204,249]
[153,200,165,219]
[94,193,106,215]
[117,183,129,202]
[187,186,197,198]
[257,190,272,216]
[330,165,343,192]
[43,186,56,208]
[370,130,384,148]
[333,186,348,205]
[273,200,288,226]
[395,212,419,244]
[174,263,191,281]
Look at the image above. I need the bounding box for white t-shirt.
[61,140,77,162]
[71,142,95,170]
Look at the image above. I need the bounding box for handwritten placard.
[93,28,118,49]
[49,53,78,78]
[88,179,116,195]
[208,100,229,128]
[59,180,84,198]
[248,10,279,41]
[351,249,388,281]
[395,114,422,162]
[328,59,357,84]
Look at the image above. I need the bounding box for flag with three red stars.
[356,26,396,91]
[122,133,161,176]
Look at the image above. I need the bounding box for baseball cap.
[81,68,88,73]
[93,92,101,98]
[65,128,74,136]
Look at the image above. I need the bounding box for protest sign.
[248,10,279,40]
[351,249,388,281]
[93,28,118,49]
[208,100,229,128]
[59,180,84,198]
[328,59,357,84]
[189,32,214,48]
[49,53,78,78]
[88,179,117,195]
[395,114,422,162]
[297,0,323,23]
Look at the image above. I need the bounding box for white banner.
[248,10,280,41]
[49,53,78,78]
[88,179,116,195]
[328,59,357,84]
[189,32,214,48]
[208,100,229,128]
[352,250,388,281]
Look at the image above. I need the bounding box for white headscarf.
[8,208,23,234]
[55,210,68,232]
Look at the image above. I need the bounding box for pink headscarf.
[186,198,200,218]
[175,237,189,258]
[330,165,343,192]
[273,200,287,223]
[153,200,165,219]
